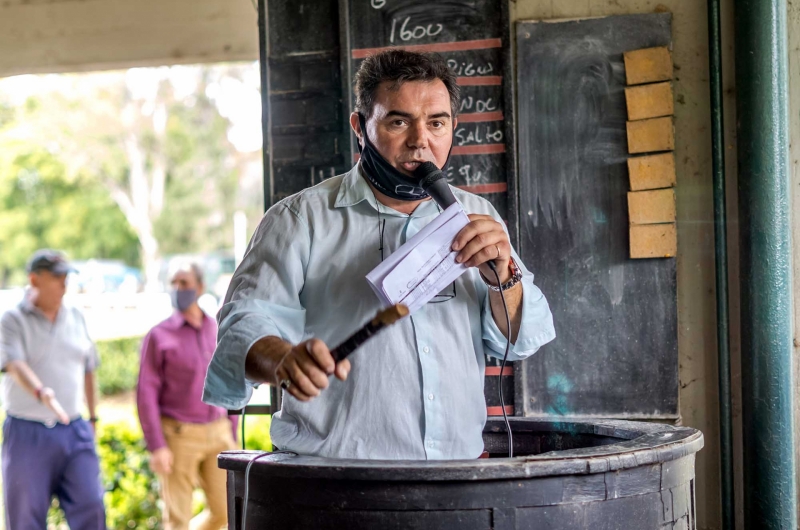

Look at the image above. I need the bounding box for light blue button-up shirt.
[203,165,555,459]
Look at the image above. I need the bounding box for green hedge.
[47,417,273,529]
[47,421,162,529]
[243,413,273,452]
[96,336,142,396]
[98,422,162,529]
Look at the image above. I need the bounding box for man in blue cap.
[0,249,106,529]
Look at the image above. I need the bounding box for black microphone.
[413,161,457,209]
[413,161,498,272]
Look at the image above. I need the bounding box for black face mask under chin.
[357,112,452,202]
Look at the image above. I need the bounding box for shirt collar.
[334,164,372,209]
[163,310,208,330]
[19,290,61,321]
[19,292,35,314]
[334,163,441,218]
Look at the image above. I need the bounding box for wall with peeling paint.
[510,1,739,529]
[0,0,259,77]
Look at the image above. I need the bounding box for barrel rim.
[219,418,704,481]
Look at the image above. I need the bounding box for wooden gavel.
[330,304,409,362]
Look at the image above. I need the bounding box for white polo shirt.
[0,295,98,424]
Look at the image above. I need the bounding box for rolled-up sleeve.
[0,312,24,369]
[203,201,310,410]
[480,246,556,361]
[137,331,166,451]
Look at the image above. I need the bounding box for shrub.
[242,413,273,452]
[97,421,162,529]
[95,336,142,396]
[45,421,161,529]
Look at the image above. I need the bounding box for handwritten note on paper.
[366,203,470,313]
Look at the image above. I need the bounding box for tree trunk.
[107,99,169,292]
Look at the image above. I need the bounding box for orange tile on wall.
[626,117,674,154]
[625,82,673,121]
[630,224,677,259]
[628,153,676,191]
[623,46,672,86]
[628,189,676,225]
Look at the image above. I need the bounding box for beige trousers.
[159,416,237,530]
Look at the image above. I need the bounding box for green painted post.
[707,0,734,527]
[734,0,796,528]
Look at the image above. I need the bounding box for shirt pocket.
[162,344,204,386]
[56,330,94,369]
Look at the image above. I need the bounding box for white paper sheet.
[366,203,470,313]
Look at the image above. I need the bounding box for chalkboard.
[340,0,515,225]
[261,0,351,205]
[515,14,678,419]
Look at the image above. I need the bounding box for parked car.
[67,260,144,294]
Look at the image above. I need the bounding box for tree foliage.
[0,140,139,287]
[0,64,263,288]
[95,336,143,396]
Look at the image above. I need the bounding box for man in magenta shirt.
[137,262,238,530]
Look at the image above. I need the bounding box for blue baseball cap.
[26,249,77,276]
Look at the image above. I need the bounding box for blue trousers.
[2,416,106,530]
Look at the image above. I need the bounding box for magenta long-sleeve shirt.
[137,311,238,452]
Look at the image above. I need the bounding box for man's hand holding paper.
[453,213,514,285]
[367,203,470,313]
[366,202,514,314]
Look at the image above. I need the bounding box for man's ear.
[349,112,363,147]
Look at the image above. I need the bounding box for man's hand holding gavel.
[245,337,351,402]
[245,305,408,402]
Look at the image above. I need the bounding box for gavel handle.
[330,324,379,362]
[329,304,409,363]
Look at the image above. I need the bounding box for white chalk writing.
[455,124,504,146]
[447,59,494,77]
[389,16,443,43]
[444,164,491,187]
[459,97,498,113]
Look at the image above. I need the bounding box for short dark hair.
[354,50,460,119]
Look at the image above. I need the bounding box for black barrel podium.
[219,417,702,529]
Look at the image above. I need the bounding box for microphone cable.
[241,410,246,450]
[486,260,513,458]
[240,450,296,530]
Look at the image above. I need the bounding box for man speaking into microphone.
[203,50,555,459]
